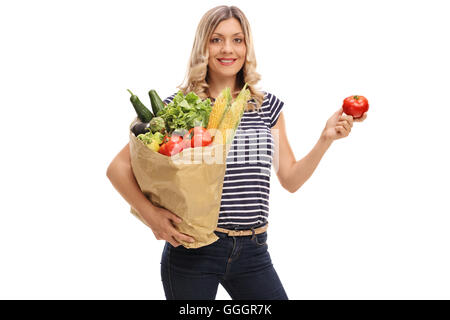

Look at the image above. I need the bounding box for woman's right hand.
[142,206,196,247]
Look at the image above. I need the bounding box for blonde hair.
[177,5,264,111]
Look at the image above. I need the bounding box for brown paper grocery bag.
[128,128,228,249]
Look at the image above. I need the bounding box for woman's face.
[207,18,247,80]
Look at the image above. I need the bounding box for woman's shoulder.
[257,90,284,128]
[261,90,283,100]
[258,90,284,109]
[163,92,178,105]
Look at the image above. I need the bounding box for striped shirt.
[163,91,284,230]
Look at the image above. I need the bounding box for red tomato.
[184,127,212,148]
[181,135,191,149]
[342,95,369,118]
[163,134,183,144]
[158,142,168,155]
[158,139,184,156]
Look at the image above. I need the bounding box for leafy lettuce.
[157,91,212,134]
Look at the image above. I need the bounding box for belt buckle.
[230,229,246,236]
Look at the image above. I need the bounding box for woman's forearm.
[284,134,333,193]
[106,147,156,218]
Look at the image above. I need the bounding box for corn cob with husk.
[207,87,232,133]
[212,83,251,146]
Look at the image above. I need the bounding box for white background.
[1,0,449,299]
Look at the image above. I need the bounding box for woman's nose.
[220,39,233,54]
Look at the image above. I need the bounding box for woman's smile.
[217,58,237,66]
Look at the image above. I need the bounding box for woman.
[107,5,366,300]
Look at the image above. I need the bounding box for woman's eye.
[211,38,243,44]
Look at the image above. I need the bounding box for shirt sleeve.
[267,92,285,128]
[163,93,177,105]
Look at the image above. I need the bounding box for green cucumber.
[127,89,154,123]
[148,89,165,116]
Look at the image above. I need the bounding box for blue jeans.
[160,230,288,300]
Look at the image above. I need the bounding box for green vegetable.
[149,89,166,116]
[137,131,164,152]
[149,116,166,134]
[158,91,212,134]
[127,89,154,123]
[152,132,164,144]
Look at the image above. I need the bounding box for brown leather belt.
[215,223,268,237]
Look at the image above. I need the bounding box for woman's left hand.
[321,107,367,141]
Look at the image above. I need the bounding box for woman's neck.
[206,74,238,99]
